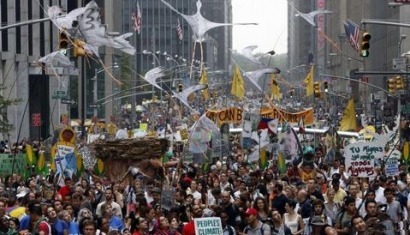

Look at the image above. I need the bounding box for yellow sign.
[206,107,314,125]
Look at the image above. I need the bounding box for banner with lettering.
[206,107,314,125]
[345,141,384,178]
[385,150,401,177]
[194,217,223,235]
[0,154,27,177]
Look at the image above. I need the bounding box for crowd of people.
[0,129,408,235]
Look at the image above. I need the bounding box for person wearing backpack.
[239,208,271,235]
[218,210,236,235]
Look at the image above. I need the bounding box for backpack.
[226,225,235,235]
[244,223,266,235]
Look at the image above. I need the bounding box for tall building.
[288,0,410,122]
[0,0,233,140]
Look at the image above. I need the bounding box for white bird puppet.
[161,0,256,42]
[34,50,74,86]
[172,84,208,112]
[142,67,167,91]
[295,10,333,27]
[243,68,281,92]
[287,1,333,27]
[161,0,256,77]
[241,45,262,65]
[48,1,136,56]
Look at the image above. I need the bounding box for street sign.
[51,94,65,99]
[54,90,66,95]
[61,98,76,105]
[393,58,406,70]
[89,104,101,108]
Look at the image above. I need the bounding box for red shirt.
[182,221,195,235]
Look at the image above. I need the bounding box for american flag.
[343,19,360,51]
[176,18,183,42]
[131,1,142,34]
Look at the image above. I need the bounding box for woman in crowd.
[131,217,149,235]
[253,197,270,224]
[101,203,124,232]
[323,188,339,226]
[283,199,304,235]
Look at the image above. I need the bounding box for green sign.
[0,154,27,176]
[54,90,66,95]
[52,94,66,99]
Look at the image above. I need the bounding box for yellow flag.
[270,74,281,100]
[303,65,314,96]
[231,65,245,99]
[199,69,209,100]
[339,99,357,131]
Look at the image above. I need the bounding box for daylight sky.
[232,0,288,55]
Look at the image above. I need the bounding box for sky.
[232,0,288,55]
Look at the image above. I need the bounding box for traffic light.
[396,76,405,90]
[360,32,371,57]
[323,81,329,92]
[314,82,321,97]
[289,89,294,97]
[178,84,183,92]
[58,31,70,53]
[388,78,396,93]
[73,39,86,57]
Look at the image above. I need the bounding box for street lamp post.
[93,65,119,118]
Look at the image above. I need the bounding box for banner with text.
[385,150,401,177]
[194,217,223,235]
[345,141,384,177]
[206,107,314,125]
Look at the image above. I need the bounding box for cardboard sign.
[0,154,27,176]
[385,150,401,177]
[194,217,223,235]
[345,141,384,177]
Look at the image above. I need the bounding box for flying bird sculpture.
[48,1,136,56]
[172,84,208,111]
[161,0,257,77]
[33,50,74,86]
[142,67,167,91]
[241,45,262,65]
[295,9,333,27]
[243,68,281,92]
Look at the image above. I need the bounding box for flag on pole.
[303,65,314,96]
[343,19,360,51]
[339,98,357,131]
[267,118,279,134]
[231,65,245,99]
[131,1,142,34]
[199,69,209,100]
[176,18,183,42]
[270,74,281,100]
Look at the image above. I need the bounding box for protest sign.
[345,141,384,177]
[385,150,401,177]
[0,154,27,177]
[194,217,223,235]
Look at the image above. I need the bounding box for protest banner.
[194,217,223,235]
[385,150,401,177]
[206,107,314,125]
[0,154,27,177]
[345,141,384,177]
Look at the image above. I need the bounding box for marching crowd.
[0,134,408,235]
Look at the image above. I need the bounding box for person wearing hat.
[149,187,162,208]
[309,216,327,235]
[241,207,271,235]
